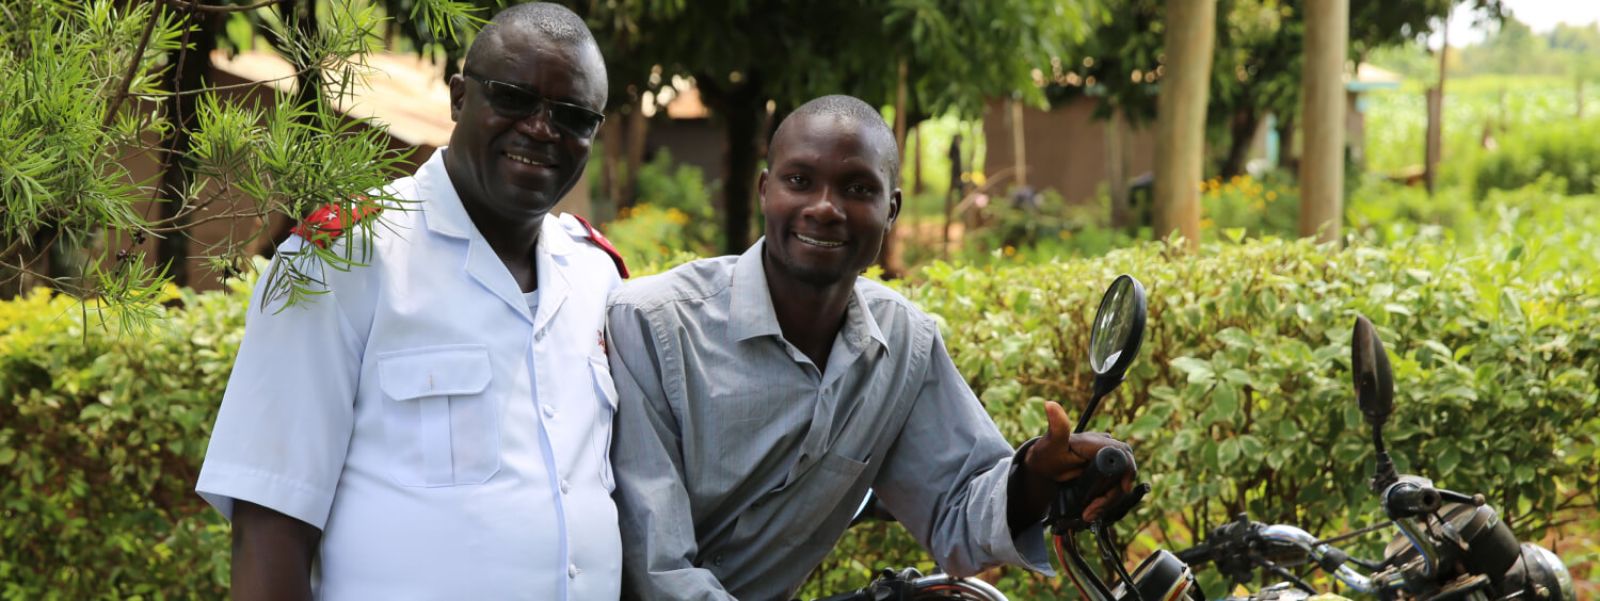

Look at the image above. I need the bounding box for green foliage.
[1472,118,1600,196]
[0,280,249,599]
[804,200,1600,598]
[1362,75,1597,183]
[604,150,721,268]
[0,0,480,321]
[1200,171,1300,239]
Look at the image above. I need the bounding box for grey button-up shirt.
[606,240,1050,601]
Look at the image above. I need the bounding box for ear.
[448,73,466,122]
[886,187,902,229]
[757,168,771,210]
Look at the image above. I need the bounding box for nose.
[512,105,561,141]
[799,186,846,223]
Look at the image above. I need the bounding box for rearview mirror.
[1351,314,1394,430]
[1078,275,1147,433]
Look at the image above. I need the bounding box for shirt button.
[542,404,557,419]
[535,330,547,342]
[560,479,571,494]
[568,563,580,578]
[714,554,724,566]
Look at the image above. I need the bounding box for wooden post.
[1298,0,1349,242]
[1151,0,1216,247]
[1423,11,1449,196]
[1010,98,1028,189]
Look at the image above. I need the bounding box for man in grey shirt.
[606,95,1134,600]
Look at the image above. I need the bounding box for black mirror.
[1078,275,1147,433]
[1352,314,1400,490]
[1351,314,1394,430]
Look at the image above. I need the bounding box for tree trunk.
[1010,99,1028,189]
[699,73,765,255]
[1152,0,1217,248]
[1219,106,1260,179]
[624,104,649,207]
[1423,87,1441,193]
[1276,114,1297,171]
[1299,0,1349,242]
[877,59,909,277]
[1106,107,1133,229]
[1423,15,1448,196]
[155,11,218,287]
[600,110,625,207]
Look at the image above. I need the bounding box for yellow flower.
[972,171,988,186]
[1003,245,1016,257]
[1265,191,1278,201]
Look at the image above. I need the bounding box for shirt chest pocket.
[378,345,500,487]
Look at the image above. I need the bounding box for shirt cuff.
[195,461,335,530]
[994,437,1055,575]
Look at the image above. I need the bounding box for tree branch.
[158,0,288,14]
[102,5,162,129]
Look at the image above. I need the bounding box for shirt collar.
[730,239,888,353]
[418,147,576,256]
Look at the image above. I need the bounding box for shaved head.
[465,3,606,91]
[774,95,899,181]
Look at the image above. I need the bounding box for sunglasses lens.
[483,81,540,118]
[549,105,603,138]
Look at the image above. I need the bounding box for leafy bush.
[1473,118,1600,196]
[604,149,721,267]
[1,284,243,599]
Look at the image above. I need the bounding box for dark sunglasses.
[464,71,606,139]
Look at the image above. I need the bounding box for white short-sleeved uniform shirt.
[196,148,624,600]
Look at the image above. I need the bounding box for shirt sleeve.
[871,325,1054,577]
[607,302,737,601]
[194,239,363,530]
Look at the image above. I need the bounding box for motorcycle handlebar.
[1384,482,1442,519]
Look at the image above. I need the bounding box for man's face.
[446,29,606,222]
[759,115,901,287]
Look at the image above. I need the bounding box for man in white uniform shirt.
[195,4,628,599]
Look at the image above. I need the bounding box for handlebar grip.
[1384,482,1441,518]
[1093,445,1133,478]
[1175,542,1212,565]
[1048,446,1135,532]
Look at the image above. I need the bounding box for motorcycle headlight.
[1518,543,1575,601]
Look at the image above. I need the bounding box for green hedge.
[1473,118,1600,197]
[1,283,245,599]
[4,200,1598,599]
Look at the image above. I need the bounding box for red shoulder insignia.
[571,214,630,279]
[291,198,383,249]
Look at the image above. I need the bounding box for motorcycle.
[814,284,1575,601]
[1177,315,1575,601]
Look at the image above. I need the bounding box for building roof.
[211,50,454,147]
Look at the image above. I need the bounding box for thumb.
[1044,400,1073,442]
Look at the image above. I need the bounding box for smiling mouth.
[505,151,554,168]
[795,233,845,248]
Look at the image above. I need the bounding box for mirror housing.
[1078,275,1147,433]
[1351,315,1394,431]
[1352,314,1399,491]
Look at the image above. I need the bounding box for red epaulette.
[570,214,630,279]
[291,199,383,249]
